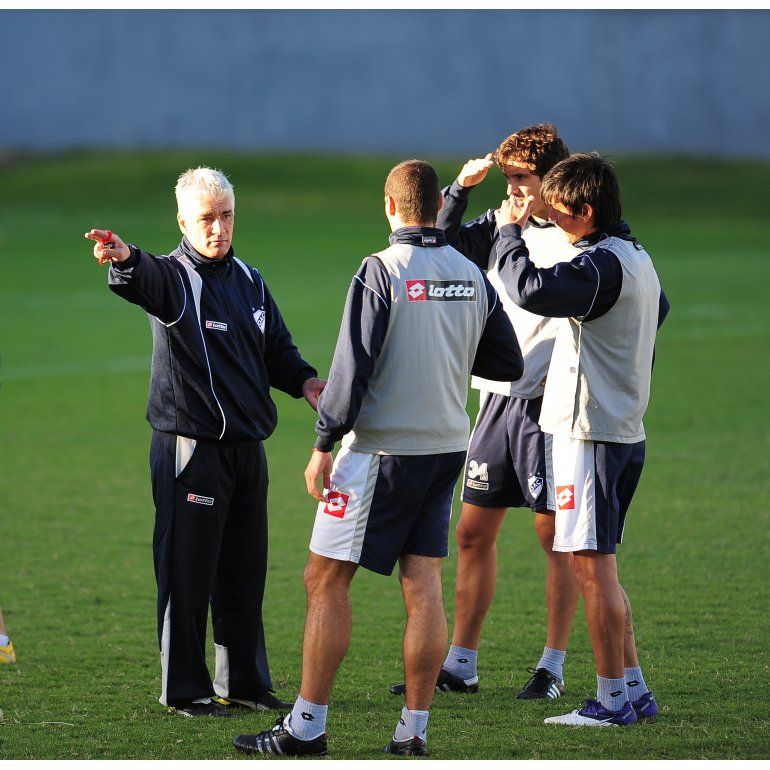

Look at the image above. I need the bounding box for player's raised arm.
[436,154,496,270]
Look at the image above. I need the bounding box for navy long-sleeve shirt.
[109,237,316,443]
[494,221,670,327]
[314,227,523,451]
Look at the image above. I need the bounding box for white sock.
[442,645,478,683]
[285,695,327,741]
[393,705,429,743]
[0,635,9,647]
[536,646,566,680]
[624,666,649,702]
[596,675,628,712]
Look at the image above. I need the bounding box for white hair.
[175,167,235,214]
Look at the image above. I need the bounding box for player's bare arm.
[304,449,333,502]
[84,228,131,265]
[457,152,495,188]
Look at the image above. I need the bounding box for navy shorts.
[550,434,646,554]
[461,393,553,513]
[309,446,466,576]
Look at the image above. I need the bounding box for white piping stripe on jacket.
[157,265,188,328]
[176,255,228,440]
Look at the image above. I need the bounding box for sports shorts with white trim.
[550,434,646,554]
[461,393,554,512]
[309,445,466,576]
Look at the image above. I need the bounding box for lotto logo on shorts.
[406,279,477,302]
[324,491,350,518]
[187,493,215,506]
[555,485,575,510]
[205,320,228,331]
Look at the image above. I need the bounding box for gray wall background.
[2,10,769,157]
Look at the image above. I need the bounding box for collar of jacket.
[177,236,235,269]
[527,215,556,230]
[389,227,447,247]
[573,220,632,249]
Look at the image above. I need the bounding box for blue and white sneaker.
[631,691,659,719]
[544,699,638,727]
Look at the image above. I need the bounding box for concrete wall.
[2,10,769,156]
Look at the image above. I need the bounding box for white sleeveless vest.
[539,236,661,443]
[349,242,488,455]
[472,220,576,399]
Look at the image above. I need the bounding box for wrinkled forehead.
[179,193,235,218]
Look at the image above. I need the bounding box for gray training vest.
[539,236,661,443]
[348,241,489,455]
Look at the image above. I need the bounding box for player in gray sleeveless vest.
[234,161,523,758]
[493,153,669,727]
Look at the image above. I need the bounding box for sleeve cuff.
[291,366,319,398]
[450,179,472,196]
[110,245,140,271]
[314,435,335,452]
[498,223,524,241]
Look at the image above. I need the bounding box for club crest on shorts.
[555,485,575,510]
[254,308,266,333]
[466,459,489,490]
[324,490,350,518]
[528,475,543,498]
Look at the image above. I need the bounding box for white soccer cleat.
[544,699,637,727]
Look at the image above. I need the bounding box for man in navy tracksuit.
[86,167,324,717]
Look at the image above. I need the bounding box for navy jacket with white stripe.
[108,237,317,443]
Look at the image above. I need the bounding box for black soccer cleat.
[390,667,479,696]
[167,699,234,718]
[233,716,328,756]
[384,736,428,756]
[515,667,566,700]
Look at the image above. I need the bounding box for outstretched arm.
[85,228,185,322]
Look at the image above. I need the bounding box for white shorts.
[550,434,645,554]
[309,445,465,576]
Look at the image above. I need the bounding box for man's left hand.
[495,195,535,229]
[304,449,333,502]
[302,377,327,411]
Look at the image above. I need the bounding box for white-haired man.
[85,167,325,717]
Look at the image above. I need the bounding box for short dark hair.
[495,123,569,179]
[540,152,622,233]
[384,160,440,224]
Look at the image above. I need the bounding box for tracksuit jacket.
[108,237,316,442]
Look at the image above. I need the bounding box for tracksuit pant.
[150,430,272,707]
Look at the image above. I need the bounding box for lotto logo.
[406,279,477,302]
[406,280,426,301]
[556,485,575,510]
[324,491,350,518]
[187,493,214,506]
[205,320,228,332]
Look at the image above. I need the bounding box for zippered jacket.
[109,237,317,443]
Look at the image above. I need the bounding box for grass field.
[0,150,768,760]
